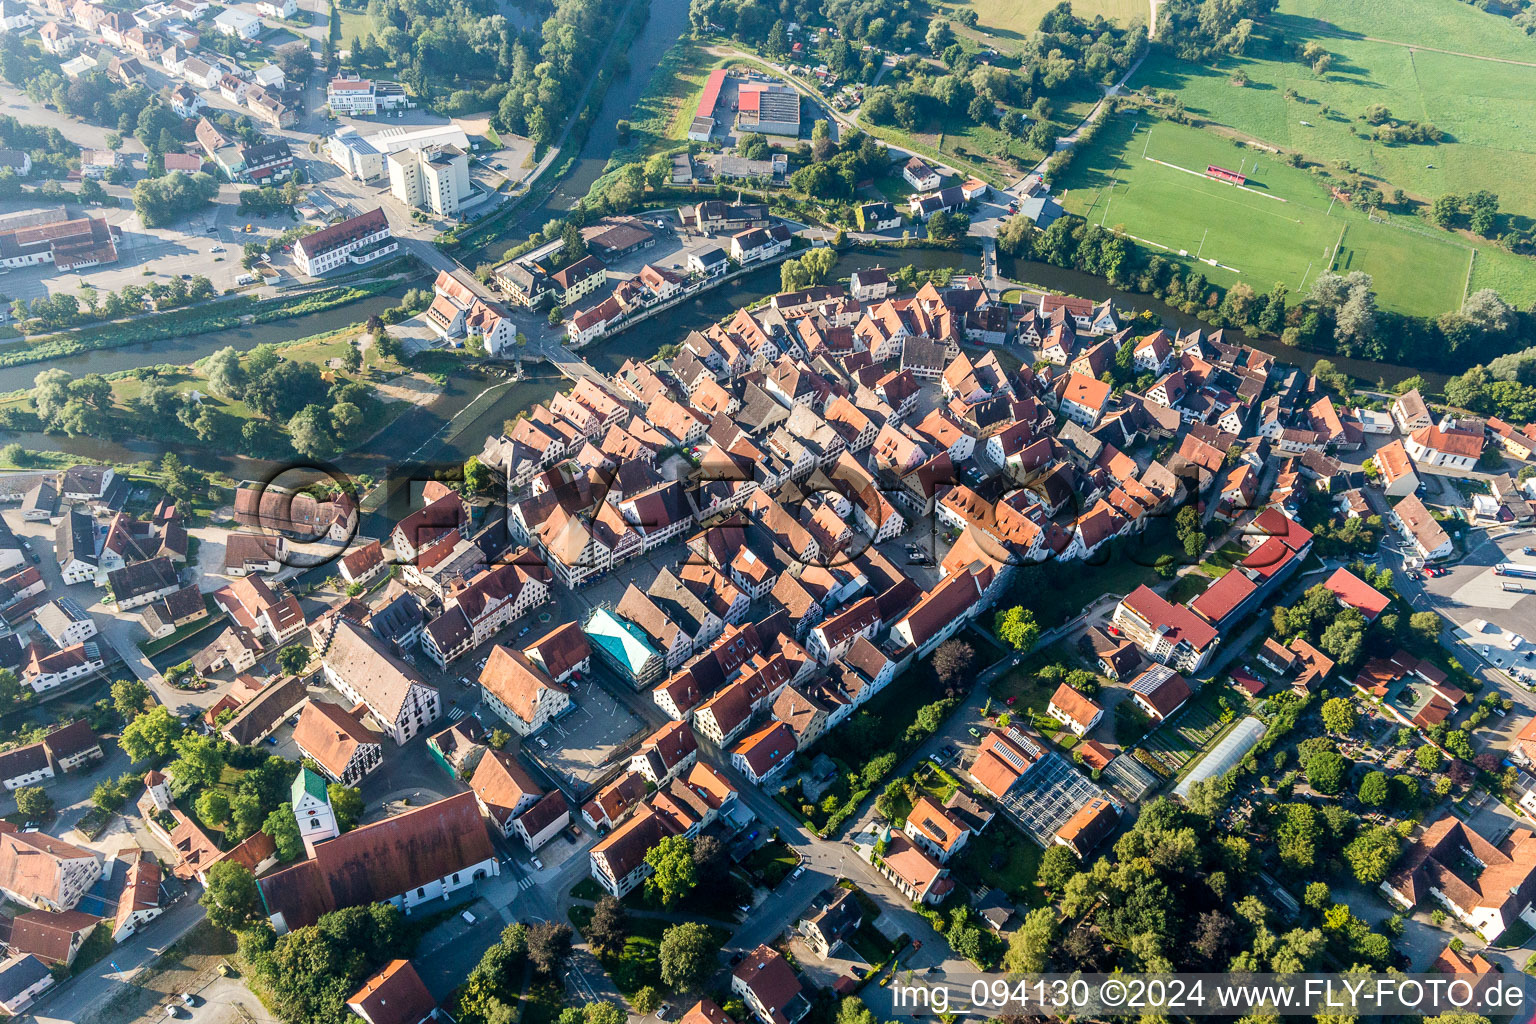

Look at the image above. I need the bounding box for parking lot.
[524,667,647,794]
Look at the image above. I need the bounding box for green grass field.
[1125,0,1536,305]
[935,0,1150,47]
[1281,0,1536,60]
[1056,115,1473,315]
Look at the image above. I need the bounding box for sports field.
[1128,0,1536,303]
[1056,116,1473,316]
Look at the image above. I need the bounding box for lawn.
[933,0,1150,48]
[567,910,728,997]
[336,9,374,47]
[986,646,1068,715]
[621,39,725,159]
[1165,572,1211,604]
[741,839,800,888]
[1056,114,1473,316]
[951,825,1046,909]
[1198,541,1250,578]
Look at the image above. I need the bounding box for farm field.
[936,0,1150,47]
[1055,115,1473,316]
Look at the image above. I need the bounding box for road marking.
[447,707,466,722]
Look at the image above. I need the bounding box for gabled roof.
[292,699,381,778]
[257,792,493,931]
[470,749,542,823]
[479,646,567,725]
[347,959,436,1024]
[1047,683,1102,729]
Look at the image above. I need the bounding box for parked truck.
[1494,563,1536,579]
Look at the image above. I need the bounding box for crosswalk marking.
[518,875,536,890]
[448,707,466,721]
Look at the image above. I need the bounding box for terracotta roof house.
[1322,567,1391,622]
[588,803,678,898]
[730,721,798,786]
[1127,664,1192,721]
[479,645,571,737]
[1384,815,1536,941]
[1053,797,1119,858]
[680,999,739,1024]
[967,727,1041,799]
[292,699,383,786]
[8,909,98,966]
[902,795,975,863]
[1111,585,1219,674]
[256,792,497,933]
[347,959,437,1024]
[0,823,101,912]
[731,944,809,1024]
[627,719,698,786]
[1046,683,1103,737]
[469,749,543,836]
[866,832,953,905]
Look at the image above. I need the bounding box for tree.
[196,789,232,828]
[1319,609,1367,669]
[264,803,304,861]
[1320,697,1356,735]
[288,405,338,459]
[1303,881,1331,912]
[464,456,489,495]
[933,639,975,688]
[1408,611,1442,645]
[1003,907,1057,972]
[633,988,661,1015]
[1037,844,1078,892]
[121,705,183,762]
[341,341,362,374]
[658,921,713,991]
[994,606,1040,651]
[1275,803,1321,870]
[1343,824,1402,884]
[1305,750,1347,795]
[200,861,262,932]
[112,678,152,721]
[644,835,697,907]
[1357,771,1388,806]
[526,921,573,975]
[585,896,627,956]
[1415,745,1441,772]
[327,784,363,831]
[583,1003,625,1024]
[276,644,312,677]
[14,786,50,818]
[692,834,727,878]
[169,732,226,792]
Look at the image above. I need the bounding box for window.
[417,887,425,898]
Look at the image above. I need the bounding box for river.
[0,283,414,394]
[514,0,695,223]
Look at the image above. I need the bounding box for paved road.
[17,897,208,1024]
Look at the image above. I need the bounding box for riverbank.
[0,274,414,374]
